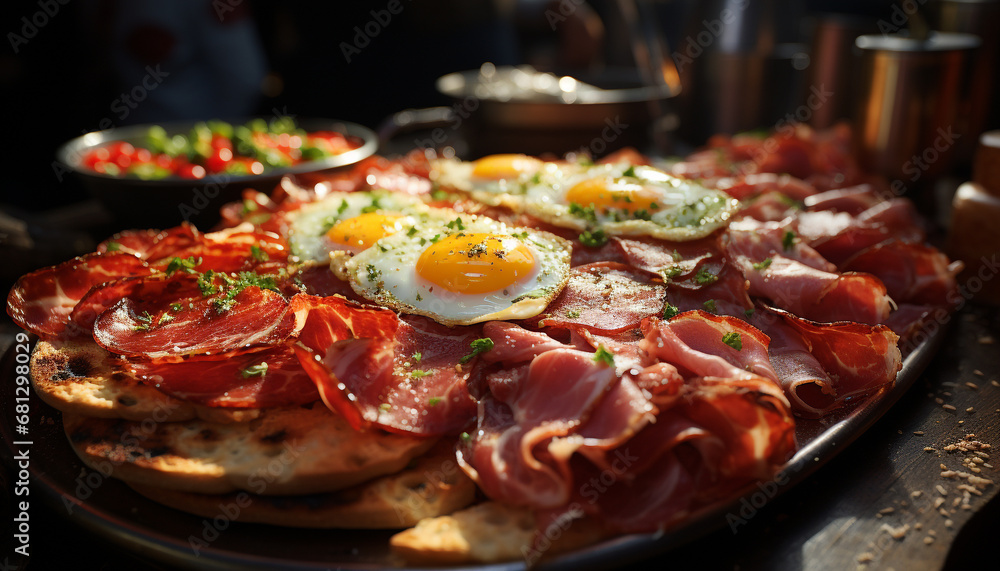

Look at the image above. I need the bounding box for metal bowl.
[56,118,378,230]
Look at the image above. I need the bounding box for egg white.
[520,163,739,241]
[286,190,430,262]
[344,215,572,326]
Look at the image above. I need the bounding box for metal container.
[852,32,980,187]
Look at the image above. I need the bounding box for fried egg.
[344,215,572,326]
[520,163,739,241]
[432,154,576,206]
[286,191,432,263]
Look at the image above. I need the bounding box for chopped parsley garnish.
[528,173,542,185]
[198,270,219,296]
[415,293,423,301]
[663,303,679,319]
[250,245,269,262]
[633,209,652,221]
[360,197,382,214]
[782,230,795,251]
[566,309,581,319]
[241,362,268,378]
[428,397,442,406]
[412,352,422,363]
[752,258,773,271]
[165,256,200,276]
[579,228,608,248]
[410,370,431,378]
[431,189,449,201]
[662,265,682,280]
[407,226,418,237]
[366,264,381,283]
[446,217,465,231]
[169,302,183,312]
[460,431,472,443]
[592,345,615,367]
[511,231,530,240]
[210,271,280,313]
[429,234,441,243]
[722,331,742,351]
[744,308,755,318]
[622,165,637,178]
[568,202,598,223]
[337,199,349,215]
[695,267,718,285]
[459,338,494,364]
[105,241,121,252]
[672,250,683,262]
[702,299,717,313]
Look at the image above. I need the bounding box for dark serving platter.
[0,324,945,570]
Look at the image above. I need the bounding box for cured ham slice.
[93,283,294,361]
[538,263,666,335]
[840,240,961,307]
[127,345,319,408]
[292,295,479,435]
[803,185,881,215]
[97,224,201,261]
[7,252,152,339]
[458,348,652,509]
[146,227,289,274]
[459,312,794,534]
[796,200,924,265]
[754,304,902,417]
[724,224,891,325]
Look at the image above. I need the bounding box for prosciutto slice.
[93,284,294,360]
[538,263,666,335]
[292,295,479,435]
[6,252,152,339]
[459,312,795,534]
[754,304,902,416]
[840,240,961,307]
[127,345,319,408]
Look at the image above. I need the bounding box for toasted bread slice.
[31,339,260,423]
[390,501,608,565]
[63,402,437,495]
[127,440,476,528]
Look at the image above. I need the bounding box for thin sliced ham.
[292,295,479,435]
[839,240,962,307]
[538,263,666,335]
[127,345,319,408]
[7,252,152,339]
[93,284,294,361]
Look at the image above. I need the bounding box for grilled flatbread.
[31,339,260,423]
[390,501,608,565]
[63,402,437,495]
[127,440,476,528]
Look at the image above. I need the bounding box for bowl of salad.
[56,117,378,229]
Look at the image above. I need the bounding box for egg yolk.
[564,178,661,214]
[326,213,403,251]
[416,233,536,294]
[471,154,544,181]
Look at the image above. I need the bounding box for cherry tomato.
[176,163,206,179]
[205,147,233,173]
